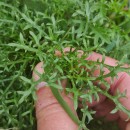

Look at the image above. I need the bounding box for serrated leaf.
[19,33,24,44]
[72,10,85,17]
[56,66,63,74]
[18,90,31,104]
[20,76,31,84]
[8,43,37,52]
[29,31,39,45]
[49,72,57,80]
[110,107,118,114]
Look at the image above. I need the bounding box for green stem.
[50,86,80,125]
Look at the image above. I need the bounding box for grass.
[0,0,130,129]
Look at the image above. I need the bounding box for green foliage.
[0,0,130,129]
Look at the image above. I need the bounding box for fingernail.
[36,81,48,90]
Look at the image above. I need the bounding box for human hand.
[32,50,130,130]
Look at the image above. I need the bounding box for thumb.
[32,62,78,130]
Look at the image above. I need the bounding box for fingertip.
[55,47,75,57]
[32,62,46,90]
[32,62,44,81]
[55,50,62,57]
[86,52,118,66]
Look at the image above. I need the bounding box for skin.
[32,48,130,130]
